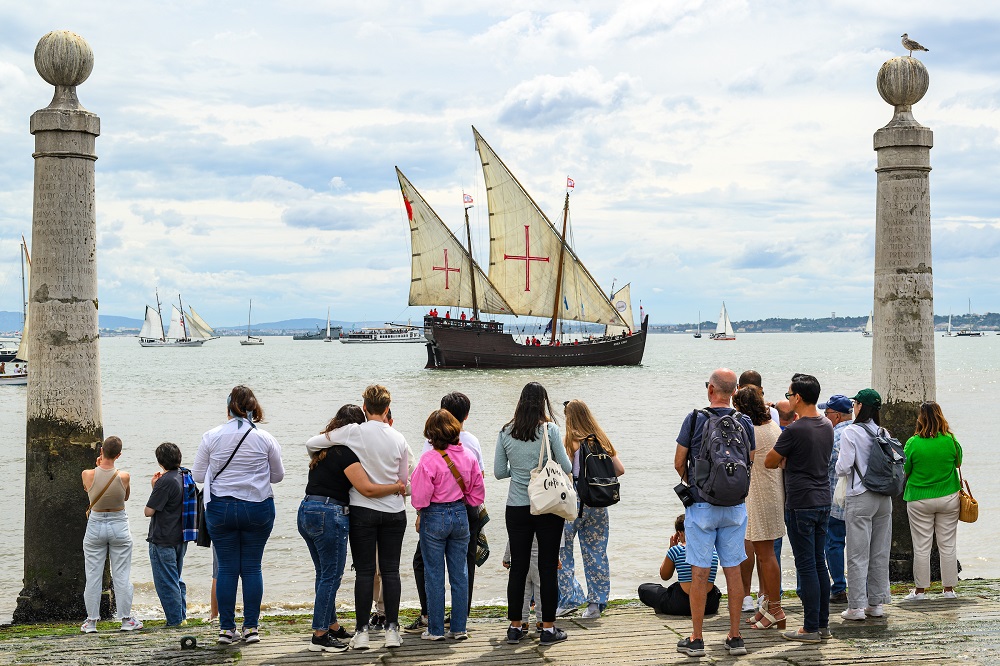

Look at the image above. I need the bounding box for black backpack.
[689,409,752,507]
[854,423,906,497]
[576,434,621,511]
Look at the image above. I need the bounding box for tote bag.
[528,424,578,521]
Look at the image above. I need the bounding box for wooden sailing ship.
[397,127,647,369]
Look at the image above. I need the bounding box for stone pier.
[871,56,935,580]
[13,31,104,623]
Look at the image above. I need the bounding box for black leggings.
[349,506,406,627]
[505,505,564,623]
[638,581,722,616]
[414,503,481,615]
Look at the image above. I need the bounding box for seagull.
[901,33,929,57]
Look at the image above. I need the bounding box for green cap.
[852,388,882,408]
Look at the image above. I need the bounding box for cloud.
[281,199,367,231]
[498,68,637,127]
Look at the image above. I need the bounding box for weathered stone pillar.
[871,56,934,581]
[13,31,103,623]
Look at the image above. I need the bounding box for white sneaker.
[942,590,958,599]
[384,624,402,648]
[119,617,143,631]
[742,595,756,612]
[446,630,469,640]
[865,605,884,617]
[903,590,927,601]
[80,619,98,634]
[581,606,602,619]
[555,605,576,617]
[421,630,445,641]
[841,608,866,621]
[350,628,369,650]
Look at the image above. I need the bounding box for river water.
[0,332,996,622]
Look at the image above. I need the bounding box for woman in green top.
[903,401,962,600]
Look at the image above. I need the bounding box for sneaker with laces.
[80,619,98,634]
[349,628,369,650]
[539,627,567,645]
[120,617,143,632]
[242,627,260,644]
[421,630,445,641]
[404,616,428,634]
[446,630,469,640]
[903,590,927,601]
[309,633,349,653]
[384,624,402,648]
[506,624,525,645]
[742,595,756,612]
[865,605,884,617]
[942,590,958,599]
[218,628,241,644]
[841,608,866,621]
[329,626,351,640]
[677,637,705,657]
[581,605,601,619]
[725,635,747,655]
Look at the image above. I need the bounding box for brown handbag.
[958,467,978,523]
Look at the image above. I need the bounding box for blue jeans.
[826,516,847,595]
[207,496,275,631]
[149,542,188,625]
[297,497,350,631]
[784,507,831,633]
[419,501,470,636]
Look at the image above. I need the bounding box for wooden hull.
[423,316,648,369]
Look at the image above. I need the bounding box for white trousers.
[845,490,892,609]
[83,511,134,620]
[907,492,960,589]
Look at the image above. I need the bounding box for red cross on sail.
[503,225,549,292]
[432,248,460,289]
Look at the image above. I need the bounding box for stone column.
[13,31,104,623]
[871,56,934,580]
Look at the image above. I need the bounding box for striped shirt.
[667,544,719,583]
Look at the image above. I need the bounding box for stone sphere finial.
[34,30,94,88]
[877,57,929,128]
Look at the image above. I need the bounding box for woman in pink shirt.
[410,410,485,641]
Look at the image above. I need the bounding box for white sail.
[166,305,185,340]
[186,307,216,340]
[947,314,951,334]
[714,302,735,337]
[474,127,625,326]
[397,168,513,315]
[139,305,164,340]
[14,241,30,361]
[325,307,331,338]
[605,284,634,336]
[865,312,873,335]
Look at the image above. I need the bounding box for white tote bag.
[528,424,578,521]
[833,475,848,508]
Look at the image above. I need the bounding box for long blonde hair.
[563,400,616,458]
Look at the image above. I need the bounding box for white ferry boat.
[340,324,424,344]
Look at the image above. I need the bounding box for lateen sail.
[186,307,216,340]
[397,168,513,315]
[139,305,164,340]
[166,305,185,340]
[605,284,634,336]
[474,127,625,326]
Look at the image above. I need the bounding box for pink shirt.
[410,444,485,511]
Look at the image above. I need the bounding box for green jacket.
[903,432,962,502]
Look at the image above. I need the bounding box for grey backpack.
[689,409,752,507]
[854,423,906,497]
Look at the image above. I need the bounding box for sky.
[0,1,998,326]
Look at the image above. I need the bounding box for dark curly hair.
[733,385,771,426]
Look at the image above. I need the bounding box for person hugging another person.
[144,442,189,628]
[410,410,485,641]
[638,514,721,616]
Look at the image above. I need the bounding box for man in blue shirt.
[820,394,853,604]
[673,368,755,657]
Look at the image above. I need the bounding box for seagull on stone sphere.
[901,33,929,57]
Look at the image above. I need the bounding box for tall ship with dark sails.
[397,127,647,369]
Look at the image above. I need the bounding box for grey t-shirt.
[146,469,183,546]
[772,416,834,509]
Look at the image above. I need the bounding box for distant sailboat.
[240,300,264,346]
[942,312,953,337]
[956,300,984,337]
[139,293,218,347]
[710,302,735,341]
[862,311,873,338]
[0,238,30,386]
[324,307,335,342]
[693,310,702,339]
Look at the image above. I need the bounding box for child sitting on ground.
[638,514,722,616]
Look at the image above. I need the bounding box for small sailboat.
[139,293,218,347]
[941,312,953,338]
[240,300,264,346]
[323,307,335,342]
[693,310,702,339]
[956,299,985,337]
[710,302,736,341]
[862,311,873,338]
[1,238,30,386]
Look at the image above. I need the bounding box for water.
[0,332,997,622]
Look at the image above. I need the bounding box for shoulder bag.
[85,469,121,518]
[955,440,978,523]
[437,449,490,566]
[528,424,578,521]
[197,426,255,547]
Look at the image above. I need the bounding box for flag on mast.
[463,193,474,205]
[566,177,575,189]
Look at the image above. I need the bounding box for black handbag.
[196,427,254,548]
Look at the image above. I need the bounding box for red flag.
[403,197,414,221]
[566,177,575,189]
[463,193,474,204]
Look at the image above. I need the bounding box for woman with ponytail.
[193,385,285,645]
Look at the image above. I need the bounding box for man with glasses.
[764,374,834,643]
[818,395,853,605]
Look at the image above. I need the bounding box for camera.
[674,482,695,508]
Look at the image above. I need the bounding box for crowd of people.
[78,373,966,658]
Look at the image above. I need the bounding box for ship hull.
[139,338,205,347]
[423,316,648,369]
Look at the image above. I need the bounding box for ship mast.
[20,238,27,331]
[548,192,570,344]
[464,202,479,320]
[178,294,189,341]
[155,288,165,342]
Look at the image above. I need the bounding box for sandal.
[750,602,786,630]
[745,595,767,626]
